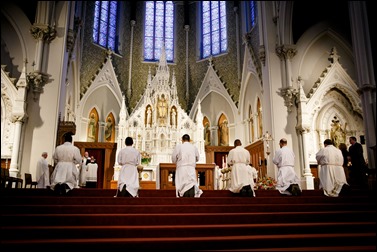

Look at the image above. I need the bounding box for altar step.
[1,188,376,251]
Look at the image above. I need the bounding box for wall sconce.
[263,131,273,156]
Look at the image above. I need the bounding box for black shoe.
[240,188,247,197]
[247,187,254,197]
[240,185,251,197]
[119,186,132,197]
[286,184,293,194]
[291,184,301,196]
[340,184,351,195]
[183,186,195,197]
[54,183,62,196]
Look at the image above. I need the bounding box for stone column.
[184,25,190,102]
[127,20,136,99]
[349,1,376,169]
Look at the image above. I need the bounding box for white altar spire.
[196,99,206,163]
[156,43,169,83]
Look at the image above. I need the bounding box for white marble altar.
[113,46,205,182]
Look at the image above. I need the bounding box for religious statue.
[171,108,177,127]
[104,117,113,141]
[219,120,229,146]
[157,94,168,125]
[87,113,97,142]
[330,117,346,148]
[204,122,211,145]
[146,106,152,127]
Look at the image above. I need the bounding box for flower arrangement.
[140,151,151,165]
[255,176,277,190]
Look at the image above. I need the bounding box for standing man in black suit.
[348,136,367,187]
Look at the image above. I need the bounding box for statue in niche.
[204,122,211,146]
[157,94,168,126]
[146,106,152,127]
[219,120,229,146]
[330,117,346,148]
[87,113,97,142]
[104,116,113,141]
[171,107,177,127]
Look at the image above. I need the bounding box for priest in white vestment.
[227,139,255,197]
[273,138,302,196]
[36,152,50,188]
[172,134,203,198]
[117,137,141,197]
[50,134,82,195]
[86,157,98,188]
[79,152,90,187]
[316,139,349,197]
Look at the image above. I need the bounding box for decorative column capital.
[296,125,311,134]
[275,44,297,60]
[130,20,136,27]
[184,25,190,31]
[30,24,57,43]
[26,71,49,101]
[10,113,28,123]
[278,86,298,112]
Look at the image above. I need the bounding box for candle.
[259,157,262,166]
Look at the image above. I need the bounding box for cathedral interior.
[1,1,375,189]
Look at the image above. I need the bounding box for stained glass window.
[201,1,227,59]
[246,1,257,31]
[144,1,175,62]
[93,1,118,51]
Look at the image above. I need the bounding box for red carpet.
[1,188,375,251]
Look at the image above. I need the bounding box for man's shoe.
[54,183,62,195]
[118,186,129,197]
[247,187,254,197]
[240,185,251,197]
[183,186,195,197]
[340,184,351,195]
[291,184,301,196]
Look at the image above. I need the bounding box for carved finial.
[106,48,113,59]
[208,55,213,67]
[328,47,339,63]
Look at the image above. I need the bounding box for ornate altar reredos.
[114,47,205,187]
